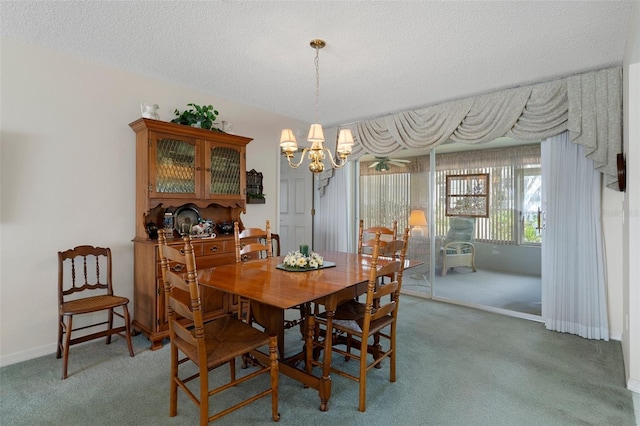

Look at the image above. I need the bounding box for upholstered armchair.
[441,217,477,276]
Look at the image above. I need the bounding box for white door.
[279,156,313,253]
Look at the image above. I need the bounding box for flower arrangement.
[283,250,324,270]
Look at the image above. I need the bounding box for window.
[445,173,489,217]
[359,173,410,231]
[517,166,542,244]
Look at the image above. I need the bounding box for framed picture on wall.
[445,173,490,217]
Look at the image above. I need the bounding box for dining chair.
[357,219,398,255]
[234,220,272,263]
[57,245,134,379]
[233,220,272,324]
[309,228,409,412]
[158,231,279,424]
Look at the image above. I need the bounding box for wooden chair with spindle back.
[57,245,134,379]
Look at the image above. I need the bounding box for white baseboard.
[628,378,640,394]
[0,343,57,368]
[610,331,622,341]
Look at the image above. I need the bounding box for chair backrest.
[362,228,409,333]
[444,217,476,244]
[358,219,398,255]
[58,245,113,304]
[157,231,205,352]
[380,238,406,258]
[234,220,272,262]
[271,233,281,256]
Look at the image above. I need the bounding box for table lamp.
[409,209,428,236]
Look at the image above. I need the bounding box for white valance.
[343,67,622,189]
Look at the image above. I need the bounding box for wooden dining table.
[197,250,418,411]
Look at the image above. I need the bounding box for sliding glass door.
[357,140,542,320]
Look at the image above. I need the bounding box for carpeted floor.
[404,267,541,316]
[0,297,636,425]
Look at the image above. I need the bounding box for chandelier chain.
[314,45,320,124]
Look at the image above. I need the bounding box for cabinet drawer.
[202,240,234,255]
[166,241,204,257]
[165,239,234,257]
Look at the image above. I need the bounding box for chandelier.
[280,39,354,174]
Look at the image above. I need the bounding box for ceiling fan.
[369,156,411,172]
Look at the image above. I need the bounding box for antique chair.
[57,245,134,379]
[357,219,398,255]
[441,217,477,276]
[309,228,409,412]
[158,231,279,424]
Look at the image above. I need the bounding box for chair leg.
[106,308,114,345]
[62,315,73,379]
[123,305,134,357]
[345,333,353,361]
[390,324,397,383]
[200,361,209,426]
[369,333,383,369]
[230,358,236,381]
[169,344,178,417]
[56,314,63,359]
[358,339,367,412]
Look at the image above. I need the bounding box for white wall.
[622,1,640,393]
[0,37,308,364]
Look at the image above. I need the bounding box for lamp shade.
[280,129,298,153]
[307,123,325,143]
[409,210,428,227]
[337,129,354,154]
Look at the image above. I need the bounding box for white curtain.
[345,66,621,190]
[541,131,609,340]
[314,163,351,252]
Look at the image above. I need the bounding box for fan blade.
[389,161,408,167]
[369,161,380,168]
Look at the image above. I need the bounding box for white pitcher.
[140,103,160,119]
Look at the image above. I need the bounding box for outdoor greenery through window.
[359,143,541,246]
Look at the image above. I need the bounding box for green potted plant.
[171,103,220,131]
[247,192,266,204]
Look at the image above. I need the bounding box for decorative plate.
[276,261,336,272]
[174,206,200,235]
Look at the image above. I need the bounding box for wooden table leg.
[318,297,337,411]
[251,302,285,359]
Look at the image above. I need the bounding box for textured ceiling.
[0,1,634,128]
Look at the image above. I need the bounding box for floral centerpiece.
[282,250,324,270]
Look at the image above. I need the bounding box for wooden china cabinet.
[129,118,251,350]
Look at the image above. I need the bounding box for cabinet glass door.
[207,145,242,197]
[151,133,198,198]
